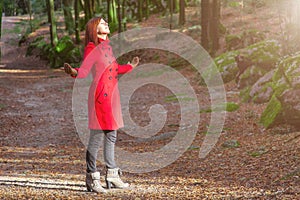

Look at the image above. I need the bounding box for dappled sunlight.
[0,158,83,165]
[0,173,280,198]
[0,1,299,199]
[0,69,46,73]
[0,68,64,79]
[0,175,85,192]
[0,74,52,79]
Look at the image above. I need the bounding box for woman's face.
[97,19,110,35]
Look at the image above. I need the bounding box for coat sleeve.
[117,64,133,74]
[72,42,96,78]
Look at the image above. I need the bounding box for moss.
[200,63,222,86]
[164,94,196,102]
[225,102,240,112]
[225,34,243,50]
[219,22,227,35]
[252,82,273,103]
[276,52,300,83]
[241,40,281,69]
[238,66,267,89]
[222,140,240,148]
[260,95,282,129]
[241,29,266,46]
[271,77,290,97]
[200,102,239,113]
[240,86,252,102]
[214,51,239,72]
[271,53,300,96]
[213,50,240,83]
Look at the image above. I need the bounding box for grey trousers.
[86,129,117,173]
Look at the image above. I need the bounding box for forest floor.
[0,3,299,200]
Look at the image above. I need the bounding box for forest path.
[0,15,299,199]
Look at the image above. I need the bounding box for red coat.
[75,39,132,130]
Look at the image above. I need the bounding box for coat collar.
[98,37,110,45]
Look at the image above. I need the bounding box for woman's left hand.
[129,57,139,68]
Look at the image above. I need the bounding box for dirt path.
[0,15,299,199]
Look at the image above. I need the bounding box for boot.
[86,172,107,193]
[105,168,129,189]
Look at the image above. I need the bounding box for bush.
[27,36,82,68]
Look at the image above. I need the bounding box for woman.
[64,17,139,193]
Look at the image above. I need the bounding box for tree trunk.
[210,0,220,56]
[137,0,143,22]
[153,0,164,12]
[0,0,3,39]
[107,0,118,32]
[47,0,58,47]
[169,0,173,29]
[27,0,33,32]
[117,0,122,33]
[201,0,210,51]
[74,0,81,43]
[145,0,150,19]
[84,0,95,24]
[174,0,179,13]
[63,0,74,34]
[179,0,185,26]
[122,0,127,31]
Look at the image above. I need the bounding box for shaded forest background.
[0,0,299,199]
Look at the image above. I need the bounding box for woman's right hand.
[64,63,77,76]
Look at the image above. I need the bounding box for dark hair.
[85,17,102,46]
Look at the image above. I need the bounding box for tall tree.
[210,0,220,55]
[201,0,221,55]
[122,0,127,31]
[117,0,122,33]
[201,0,210,51]
[74,0,81,43]
[153,0,164,12]
[26,0,33,32]
[0,0,3,39]
[179,0,185,26]
[137,0,143,22]
[47,0,58,47]
[63,0,74,34]
[168,0,179,13]
[84,0,95,24]
[107,0,118,32]
[145,0,150,19]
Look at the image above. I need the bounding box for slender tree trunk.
[137,0,143,22]
[153,0,164,12]
[63,0,74,34]
[122,0,127,31]
[168,0,178,13]
[0,0,3,39]
[145,0,149,19]
[84,0,95,23]
[174,0,179,13]
[201,0,210,51]
[117,0,122,33]
[112,0,117,24]
[79,0,84,10]
[27,0,33,32]
[47,0,58,47]
[169,0,173,29]
[179,0,185,26]
[107,0,118,31]
[210,0,220,55]
[74,0,81,43]
[107,0,110,22]
[46,0,51,22]
[108,0,115,23]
